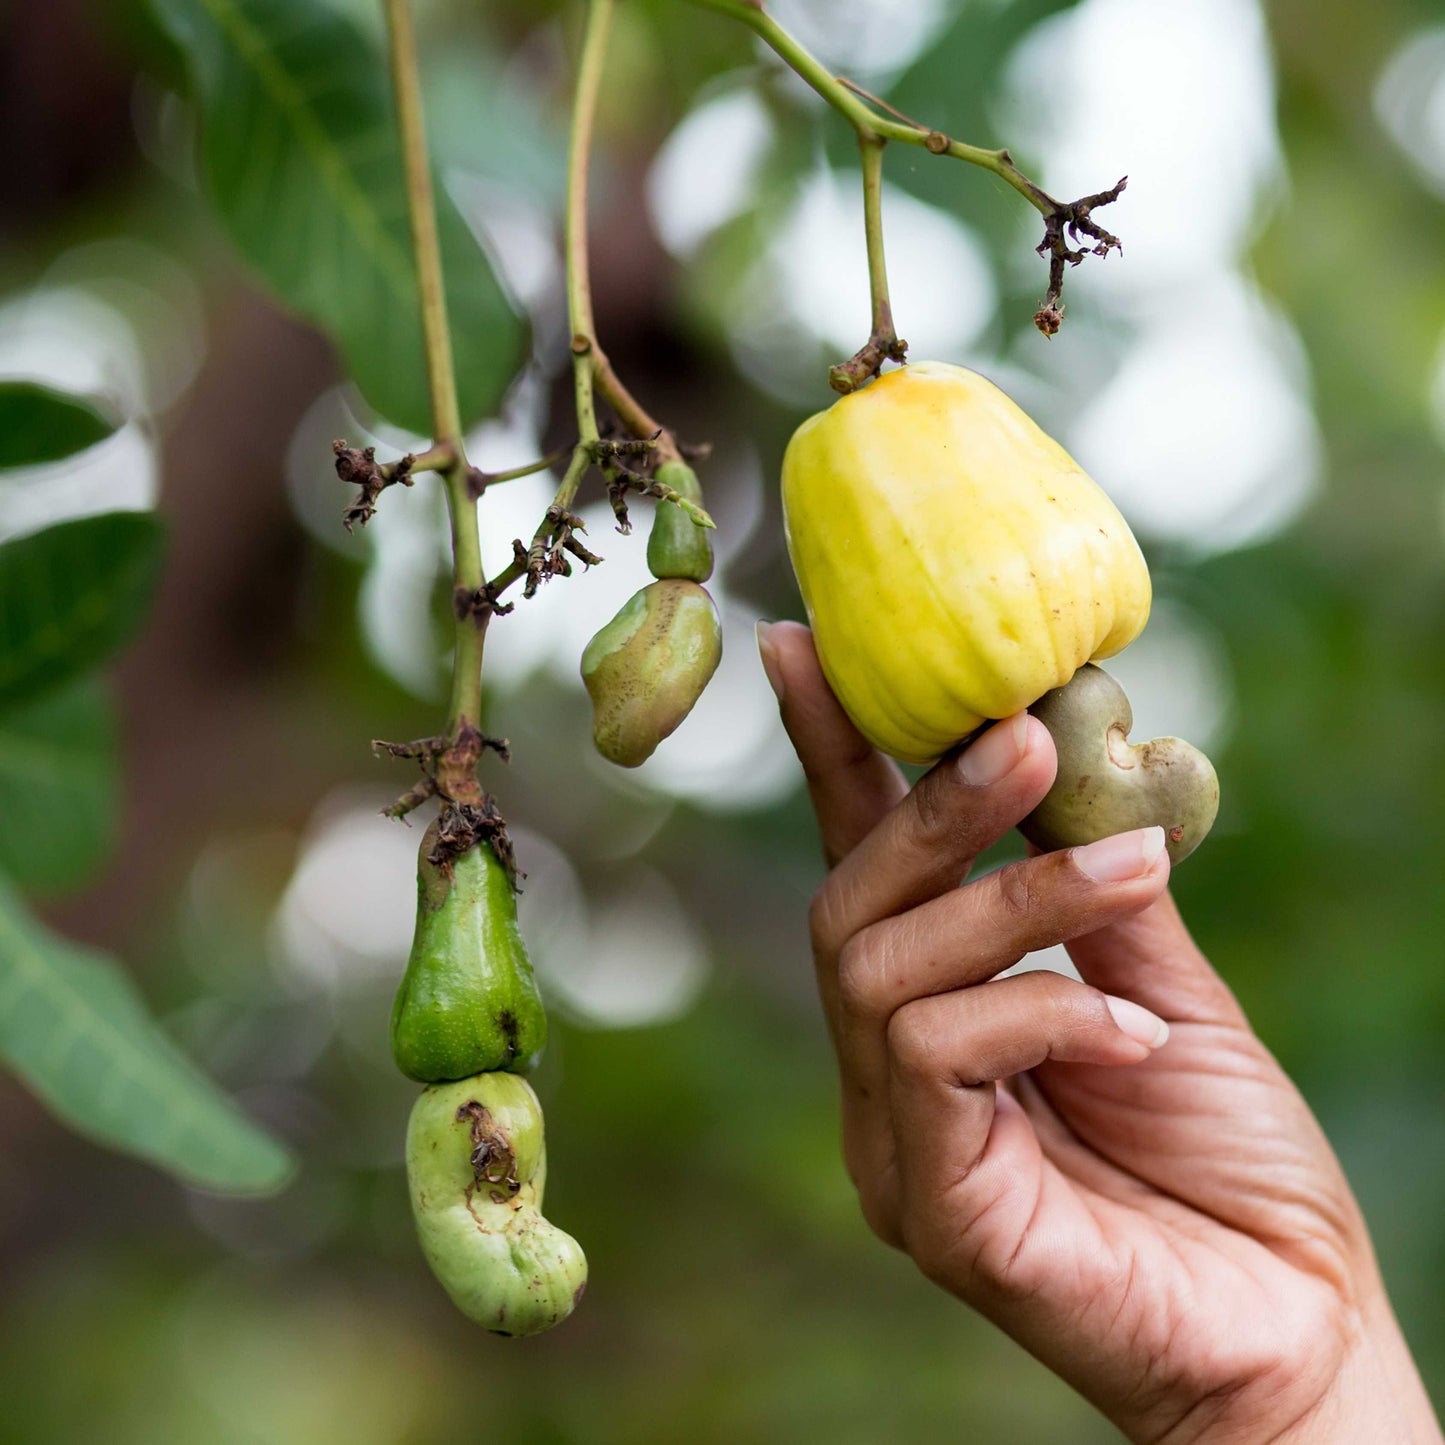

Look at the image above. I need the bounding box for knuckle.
[992,860,1042,922]
[836,929,890,1020]
[1030,971,1099,1042]
[1021,967,1075,1017]
[807,882,847,957]
[886,999,942,1081]
[910,768,953,838]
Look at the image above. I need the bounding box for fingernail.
[1105,994,1170,1049]
[957,713,1028,787]
[1073,825,1167,883]
[756,620,785,704]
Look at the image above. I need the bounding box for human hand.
[758,621,1441,1444]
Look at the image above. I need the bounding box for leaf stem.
[383,0,484,732]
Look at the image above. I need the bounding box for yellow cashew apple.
[781,360,1152,764]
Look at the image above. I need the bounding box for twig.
[383,0,487,739]
[690,0,1127,340]
[828,131,908,394]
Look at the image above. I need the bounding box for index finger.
[757,621,907,866]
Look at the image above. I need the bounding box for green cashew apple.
[407,1073,587,1336]
[391,823,547,1083]
[581,577,722,767]
[1020,664,1220,865]
[646,458,714,583]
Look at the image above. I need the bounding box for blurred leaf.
[0,382,117,469]
[150,0,525,436]
[0,512,165,707]
[0,875,293,1194]
[0,679,118,893]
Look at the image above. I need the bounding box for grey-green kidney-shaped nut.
[1019,664,1220,865]
[407,1073,587,1337]
[580,578,722,767]
[646,458,714,583]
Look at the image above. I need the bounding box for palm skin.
[758,620,1440,1444]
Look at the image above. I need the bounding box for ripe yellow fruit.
[782,361,1152,764]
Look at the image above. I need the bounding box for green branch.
[564,0,614,453]
[481,0,615,604]
[690,0,1126,352]
[689,0,1055,210]
[383,0,485,734]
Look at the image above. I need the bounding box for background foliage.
[1,0,1443,1439]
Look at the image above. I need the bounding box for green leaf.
[0,382,117,469]
[151,0,525,436]
[0,679,118,892]
[0,875,294,1194]
[0,512,166,707]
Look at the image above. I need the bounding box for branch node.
[828,331,910,395]
[333,439,405,530]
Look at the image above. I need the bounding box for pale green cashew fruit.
[406,1073,587,1336]
[580,577,722,767]
[646,458,714,583]
[1020,664,1220,865]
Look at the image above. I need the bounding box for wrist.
[1168,1298,1440,1445]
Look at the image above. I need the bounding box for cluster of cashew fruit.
[782,361,1220,863]
[396,461,721,1337]
[395,825,584,1336]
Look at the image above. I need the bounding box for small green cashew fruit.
[1019,664,1220,865]
[646,458,714,583]
[581,577,722,767]
[391,823,547,1083]
[407,1073,587,1336]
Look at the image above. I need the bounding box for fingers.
[1065,889,1249,1029]
[831,831,1171,1233]
[836,833,1171,1034]
[757,621,907,867]
[809,713,1058,962]
[879,971,1168,1283]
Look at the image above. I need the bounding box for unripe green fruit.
[1020,664,1219,865]
[646,458,713,582]
[391,824,547,1082]
[580,578,722,767]
[407,1073,587,1336]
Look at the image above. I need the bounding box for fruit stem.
[828,131,908,394]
